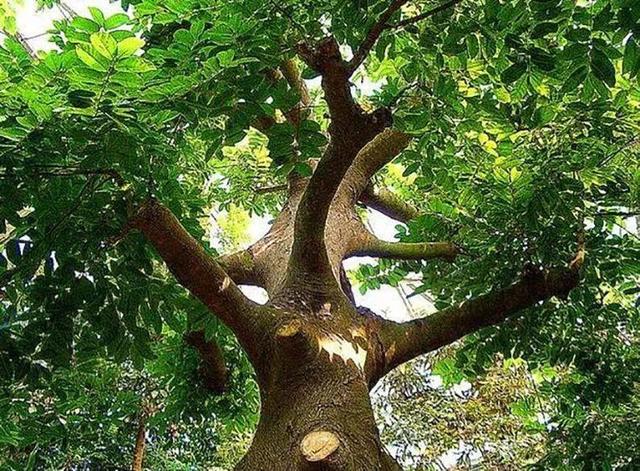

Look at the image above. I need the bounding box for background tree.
[1,0,639,469]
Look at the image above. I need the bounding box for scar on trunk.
[317,334,367,371]
[221,276,231,291]
[301,430,340,463]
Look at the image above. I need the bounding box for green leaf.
[559,43,589,62]
[5,239,21,264]
[467,34,479,59]
[623,37,640,78]
[88,7,105,26]
[560,65,588,94]
[531,21,558,39]
[67,89,96,108]
[432,358,465,386]
[173,29,194,47]
[294,162,313,177]
[115,57,156,73]
[216,49,235,67]
[565,27,590,42]
[104,13,129,30]
[403,162,420,177]
[117,37,145,57]
[75,46,107,72]
[501,62,527,83]
[590,47,616,87]
[90,32,117,59]
[530,47,555,71]
[0,127,28,141]
[71,17,100,33]
[25,445,38,471]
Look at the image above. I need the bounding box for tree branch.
[14,32,36,59]
[131,410,147,471]
[184,330,228,394]
[390,0,463,29]
[359,184,420,222]
[279,58,311,126]
[297,37,378,128]
[340,128,411,204]
[130,198,262,342]
[217,249,259,286]
[347,0,410,74]
[374,264,582,381]
[351,235,459,261]
[284,124,400,300]
[281,40,395,300]
[254,183,289,195]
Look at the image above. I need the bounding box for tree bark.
[235,310,401,471]
[132,411,147,471]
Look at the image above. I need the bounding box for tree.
[1,0,639,469]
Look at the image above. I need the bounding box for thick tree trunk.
[236,311,400,471]
[238,377,399,470]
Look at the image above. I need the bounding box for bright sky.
[11,0,433,322]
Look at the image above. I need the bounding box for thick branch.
[376,265,581,379]
[351,235,458,261]
[131,198,261,339]
[284,123,397,299]
[360,185,420,222]
[217,249,258,286]
[185,330,228,394]
[280,58,311,126]
[281,36,396,301]
[297,37,368,128]
[341,128,411,203]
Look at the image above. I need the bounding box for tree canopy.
[0,0,639,469]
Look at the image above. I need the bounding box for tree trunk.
[236,314,401,470]
[132,412,147,471]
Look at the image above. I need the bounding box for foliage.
[375,351,550,469]
[0,308,258,470]
[0,0,639,469]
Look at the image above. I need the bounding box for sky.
[10,0,433,322]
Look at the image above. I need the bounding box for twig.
[348,0,464,74]
[348,0,409,74]
[599,136,640,167]
[0,167,125,184]
[255,184,288,194]
[58,1,77,18]
[390,0,463,29]
[14,32,36,58]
